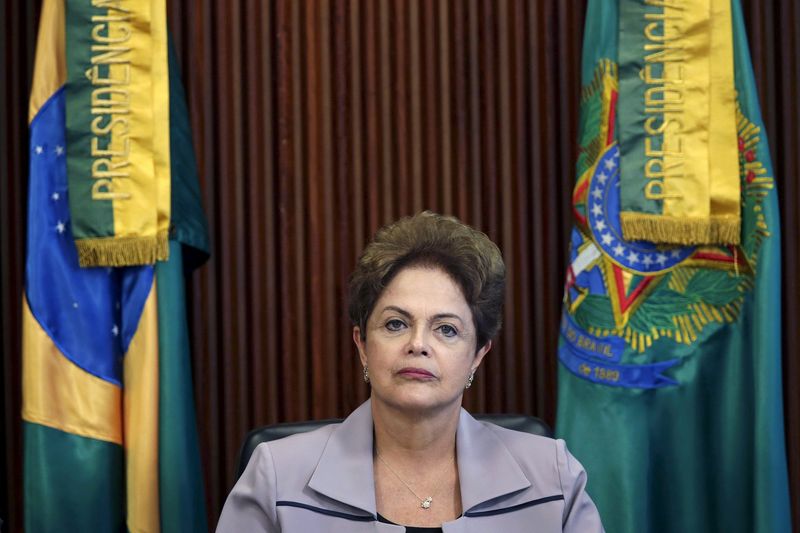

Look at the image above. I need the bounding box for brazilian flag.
[556,1,792,532]
[22,0,209,531]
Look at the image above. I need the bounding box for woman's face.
[353,265,491,414]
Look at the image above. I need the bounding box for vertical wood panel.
[408,0,424,213]
[451,0,469,222]
[1,4,40,530]
[438,0,453,215]
[2,1,799,530]
[378,0,394,222]
[393,0,411,216]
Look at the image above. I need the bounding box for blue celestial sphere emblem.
[587,145,694,274]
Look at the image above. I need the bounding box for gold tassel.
[620,213,741,246]
[76,230,170,267]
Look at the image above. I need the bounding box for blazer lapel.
[455,408,532,513]
[308,401,531,518]
[308,401,378,516]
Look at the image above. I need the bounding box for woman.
[217,212,604,532]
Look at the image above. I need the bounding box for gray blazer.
[217,401,604,532]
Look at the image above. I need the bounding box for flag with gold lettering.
[555,0,792,532]
[23,0,209,531]
[65,0,171,266]
[617,0,740,245]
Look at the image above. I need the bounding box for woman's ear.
[353,326,368,367]
[472,339,492,370]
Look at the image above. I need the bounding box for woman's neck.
[370,397,460,466]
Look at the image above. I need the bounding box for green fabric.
[617,0,657,215]
[24,422,124,533]
[155,35,210,533]
[64,0,114,239]
[167,35,210,265]
[555,1,792,532]
[579,0,616,84]
[156,240,208,533]
[730,2,791,528]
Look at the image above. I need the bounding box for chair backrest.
[236,414,552,478]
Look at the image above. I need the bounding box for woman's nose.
[407,326,430,356]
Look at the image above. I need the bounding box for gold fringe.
[620,212,741,245]
[76,230,170,267]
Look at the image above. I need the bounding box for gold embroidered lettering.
[89,0,132,203]
[92,179,131,200]
[642,0,685,202]
[91,158,131,179]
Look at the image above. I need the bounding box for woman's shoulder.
[478,418,559,450]
[251,422,340,474]
[476,419,571,477]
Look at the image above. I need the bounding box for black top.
[377,513,444,532]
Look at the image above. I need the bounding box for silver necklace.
[376,451,454,510]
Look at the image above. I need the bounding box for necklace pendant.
[421,497,432,509]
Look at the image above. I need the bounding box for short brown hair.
[348,211,506,350]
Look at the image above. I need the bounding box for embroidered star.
[655,253,668,266]
[112,324,119,337]
[51,192,60,201]
[591,187,603,200]
[642,255,654,267]
[596,172,609,185]
[72,302,79,309]
[670,249,682,259]
[35,145,44,155]
[594,219,607,232]
[613,244,625,257]
[604,158,616,170]
[54,145,64,156]
[55,220,66,234]
[591,203,603,217]
[627,251,640,264]
[601,233,614,246]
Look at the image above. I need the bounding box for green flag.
[23,0,208,527]
[555,1,792,532]
[156,36,210,533]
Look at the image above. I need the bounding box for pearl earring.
[465,369,475,389]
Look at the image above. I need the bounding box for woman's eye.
[385,319,406,331]
[437,324,458,337]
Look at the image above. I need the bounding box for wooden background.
[1,1,798,530]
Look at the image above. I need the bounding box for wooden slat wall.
[164,1,586,515]
[1,2,41,532]
[2,1,798,530]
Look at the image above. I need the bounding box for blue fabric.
[586,145,694,273]
[26,88,153,385]
[558,336,679,389]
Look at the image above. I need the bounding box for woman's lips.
[397,367,436,379]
